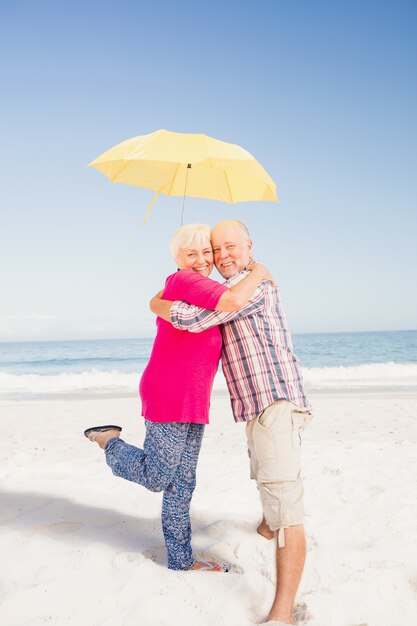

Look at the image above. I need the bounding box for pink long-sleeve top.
[139,269,228,424]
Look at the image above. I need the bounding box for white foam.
[1,362,416,396]
[0,369,139,395]
[303,361,417,388]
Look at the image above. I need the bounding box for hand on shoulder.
[245,261,276,286]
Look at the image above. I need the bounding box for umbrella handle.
[142,190,161,226]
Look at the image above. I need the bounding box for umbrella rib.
[224,169,234,203]
[204,134,212,167]
[204,134,234,202]
[107,158,135,183]
[167,162,182,196]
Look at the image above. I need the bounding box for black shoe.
[84,425,122,438]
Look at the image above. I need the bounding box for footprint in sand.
[306,534,318,552]
[369,559,404,570]
[112,551,146,570]
[293,602,312,624]
[26,521,83,535]
[302,567,322,595]
[321,466,341,476]
[259,567,274,584]
[408,572,417,593]
[142,544,167,566]
[255,544,269,566]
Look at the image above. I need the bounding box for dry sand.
[1,391,416,626]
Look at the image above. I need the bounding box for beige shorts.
[246,400,312,546]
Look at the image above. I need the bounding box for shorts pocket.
[291,410,312,451]
[256,405,301,482]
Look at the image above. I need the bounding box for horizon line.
[0,328,416,345]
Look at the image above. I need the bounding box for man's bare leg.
[265,524,306,625]
[257,515,275,540]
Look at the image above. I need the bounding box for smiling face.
[176,241,214,276]
[211,221,253,279]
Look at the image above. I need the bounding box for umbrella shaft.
[180,164,192,226]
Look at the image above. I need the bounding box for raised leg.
[104,420,190,492]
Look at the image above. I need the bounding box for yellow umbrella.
[88,129,278,224]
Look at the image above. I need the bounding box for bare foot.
[87,429,121,449]
[257,516,275,540]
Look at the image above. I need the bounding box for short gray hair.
[169,223,211,263]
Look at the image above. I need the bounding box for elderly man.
[151,220,311,626]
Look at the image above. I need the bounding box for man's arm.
[150,263,273,323]
[215,263,273,312]
[151,284,266,332]
[172,290,265,332]
[149,283,266,324]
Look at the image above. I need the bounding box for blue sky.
[0,0,416,340]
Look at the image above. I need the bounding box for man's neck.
[222,268,248,286]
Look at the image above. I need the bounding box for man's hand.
[245,261,276,286]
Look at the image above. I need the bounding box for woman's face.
[176,240,213,276]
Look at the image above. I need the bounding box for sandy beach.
[1,390,416,626]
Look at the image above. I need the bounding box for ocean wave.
[1,362,417,396]
[302,361,417,388]
[0,369,140,395]
[0,355,148,368]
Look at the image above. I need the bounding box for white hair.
[169,223,211,263]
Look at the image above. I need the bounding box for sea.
[0,330,416,399]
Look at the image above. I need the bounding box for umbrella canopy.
[89,129,278,224]
[89,129,277,203]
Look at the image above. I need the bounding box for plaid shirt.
[170,271,310,422]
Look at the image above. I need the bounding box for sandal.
[188,560,230,572]
[84,425,122,438]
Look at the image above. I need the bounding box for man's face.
[211,222,253,279]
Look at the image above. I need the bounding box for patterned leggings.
[105,420,205,570]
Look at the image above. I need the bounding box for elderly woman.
[85,224,270,572]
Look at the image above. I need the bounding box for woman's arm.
[215,263,274,312]
[150,263,274,320]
